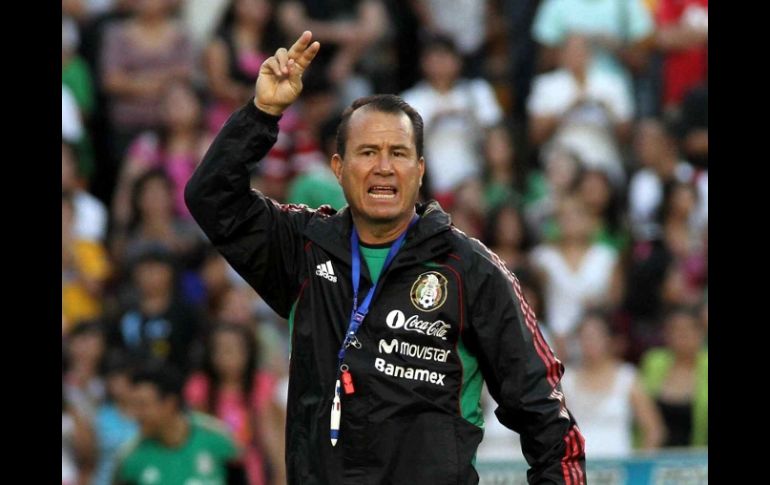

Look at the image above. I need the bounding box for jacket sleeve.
[184,100,315,318]
[465,244,586,484]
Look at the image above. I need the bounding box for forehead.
[133,383,161,401]
[347,108,414,146]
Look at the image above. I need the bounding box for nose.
[374,153,394,175]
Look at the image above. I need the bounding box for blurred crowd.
[62,0,707,483]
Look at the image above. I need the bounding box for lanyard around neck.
[336,214,419,369]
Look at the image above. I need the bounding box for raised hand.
[255,31,321,116]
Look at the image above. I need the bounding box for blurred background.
[61,0,707,483]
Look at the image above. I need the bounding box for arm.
[630,376,666,450]
[204,39,254,105]
[184,32,321,317]
[466,245,586,484]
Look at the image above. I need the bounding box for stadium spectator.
[62,141,108,243]
[576,168,630,252]
[63,321,108,418]
[560,310,664,458]
[401,34,505,209]
[483,200,533,272]
[62,384,97,485]
[527,34,632,187]
[62,193,112,333]
[640,307,708,448]
[112,81,212,224]
[113,363,244,484]
[203,0,283,133]
[531,196,622,360]
[185,323,286,485]
[108,245,204,376]
[90,352,139,485]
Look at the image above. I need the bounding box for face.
[212,330,249,379]
[668,184,697,219]
[131,383,177,437]
[162,83,201,129]
[134,261,174,296]
[494,207,524,247]
[69,331,106,368]
[664,313,703,358]
[579,171,611,215]
[558,199,593,241]
[332,109,424,227]
[421,48,462,86]
[235,0,272,24]
[634,121,669,168]
[218,287,254,325]
[545,150,579,193]
[485,127,514,172]
[578,317,611,362]
[138,176,173,217]
[107,372,134,405]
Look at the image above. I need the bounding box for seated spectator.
[100,0,195,164]
[674,81,708,169]
[113,363,244,484]
[576,168,630,252]
[63,15,97,180]
[481,124,521,211]
[111,169,204,270]
[108,246,204,376]
[401,34,505,209]
[62,193,112,333]
[560,310,664,458]
[640,307,708,448]
[62,384,97,485]
[204,0,283,133]
[62,141,108,243]
[276,0,387,101]
[482,200,533,272]
[113,81,213,224]
[91,351,139,485]
[628,118,707,242]
[653,0,708,115]
[63,320,108,418]
[185,323,286,485]
[531,0,654,104]
[522,144,584,241]
[531,196,622,360]
[528,34,632,187]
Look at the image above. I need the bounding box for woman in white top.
[531,196,623,361]
[561,311,664,459]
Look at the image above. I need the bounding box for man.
[112,364,245,485]
[186,31,586,484]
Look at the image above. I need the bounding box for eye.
[393,151,406,158]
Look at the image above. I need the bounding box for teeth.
[369,193,396,199]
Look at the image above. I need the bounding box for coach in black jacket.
[185,31,586,485]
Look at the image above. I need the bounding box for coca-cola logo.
[385,310,450,340]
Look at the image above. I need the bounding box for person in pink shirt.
[185,323,286,485]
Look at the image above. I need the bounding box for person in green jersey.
[113,364,245,485]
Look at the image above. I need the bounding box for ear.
[418,156,425,187]
[331,154,344,183]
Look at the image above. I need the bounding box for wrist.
[253,97,286,117]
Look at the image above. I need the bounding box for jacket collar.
[302,200,453,268]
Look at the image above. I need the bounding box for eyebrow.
[355,144,412,152]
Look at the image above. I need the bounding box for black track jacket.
[185,100,587,485]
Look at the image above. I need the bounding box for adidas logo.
[315,260,338,283]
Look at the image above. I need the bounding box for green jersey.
[114,412,238,485]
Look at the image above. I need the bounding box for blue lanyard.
[336,214,418,372]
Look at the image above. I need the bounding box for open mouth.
[368,185,398,199]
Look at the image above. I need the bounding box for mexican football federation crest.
[410,271,448,312]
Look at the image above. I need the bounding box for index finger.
[287,31,313,59]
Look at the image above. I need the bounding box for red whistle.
[341,370,355,395]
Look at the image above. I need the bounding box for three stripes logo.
[315,260,338,283]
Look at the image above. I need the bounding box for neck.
[352,211,416,245]
[159,413,188,448]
